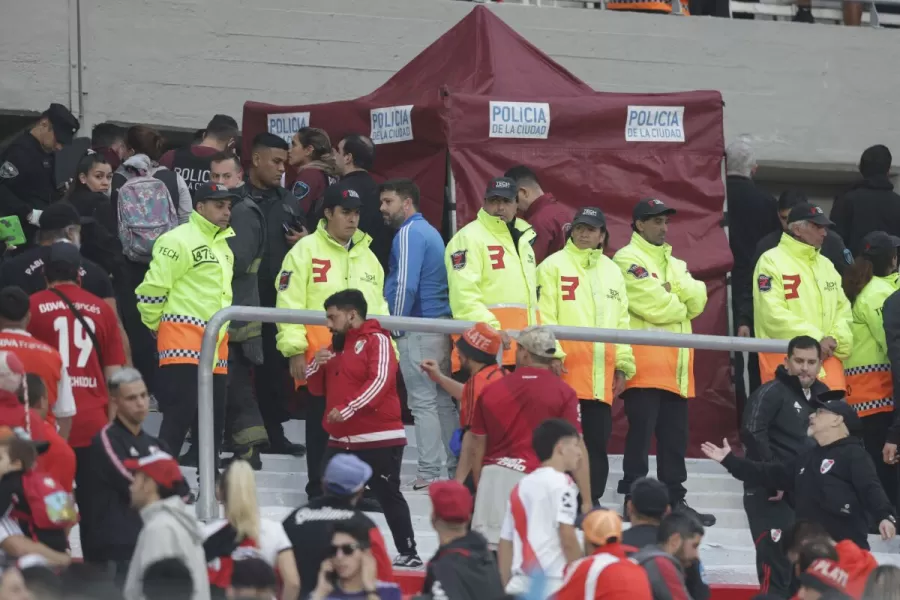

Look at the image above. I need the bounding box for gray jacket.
[227,187,266,361]
[630,546,693,600]
[124,496,210,600]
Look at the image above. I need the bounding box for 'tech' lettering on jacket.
[157,246,179,260]
[192,245,219,265]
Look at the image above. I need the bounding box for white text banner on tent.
[625,106,685,143]
[489,101,550,139]
[371,105,414,145]
[268,112,311,144]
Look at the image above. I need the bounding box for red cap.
[123,452,186,489]
[459,323,502,358]
[429,481,473,523]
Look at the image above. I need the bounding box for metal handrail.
[195,306,790,519]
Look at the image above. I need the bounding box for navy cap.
[194,182,239,205]
[629,477,670,518]
[859,230,900,258]
[43,104,79,146]
[47,241,82,268]
[323,454,372,496]
[484,177,517,201]
[787,203,832,227]
[572,207,606,229]
[39,203,83,230]
[814,391,861,433]
[633,198,676,221]
[323,183,363,211]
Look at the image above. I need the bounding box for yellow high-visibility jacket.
[613,232,707,398]
[845,274,899,416]
[538,239,635,403]
[445,209,539,366]
[275,221,389,361]
[136,211,235,374]
[753,233,853,390]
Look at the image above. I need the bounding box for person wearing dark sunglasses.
[310,521,401,600]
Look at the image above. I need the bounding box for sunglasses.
[328,543,362,557]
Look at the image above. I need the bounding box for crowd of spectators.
[0,100,898,600]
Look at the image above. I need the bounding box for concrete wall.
[1,0,898,168]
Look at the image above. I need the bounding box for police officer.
[612,198,711,525]
[275,182,389,499]
[753,202,853,390]
[445,177,539,369]
[0,104,79,246]
[537,207,635,502]
[703,394,898,550]
[135,182,236,465]
[740,335,828,597]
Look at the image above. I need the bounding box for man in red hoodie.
[785,520,877,600]
[557,508,653,600]
[504,165,572,265]
[305,288,421,569]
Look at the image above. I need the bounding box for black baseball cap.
[787,203,833,227]
[39,203,83,230]
[814,391,861,433]
[633,198,676,221]
[323,183,363,211]
[47,241,82,268]
[484,177,517,201]
[629,477,670,518]
[194,183,239,205]
[572,207,607,229]
[42,104,79,146]
[859,230,900,259]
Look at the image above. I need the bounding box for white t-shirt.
[202,518,292,567]
[499,466,578,579]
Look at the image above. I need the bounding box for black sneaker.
[621,495,631,522]
[392,553,423,569]
[674,499,716,527]
[265,436,307,456]
[223,447,263,471]
[792,6,814,22]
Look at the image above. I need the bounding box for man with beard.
[741,336,827,597]
[305,289,421,568]
[631,511,705,600]
[380,178,456,490]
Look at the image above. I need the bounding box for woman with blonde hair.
[203,460,300,600]
[861,565,900,600]
[287,127,338,231]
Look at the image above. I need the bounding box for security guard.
[0,104,79,246]
[703,394,897,550]
[841,230,900,508]
[276,181,389,499]
[136,182,236,464]
[612,198,711,525]
[753,202,853,391]
[537,207,635,502]
[445,177,538,368]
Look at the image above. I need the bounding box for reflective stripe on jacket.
[612,232,707,398]
[845,274,899,416]
[136,211,235,374]
[753,233,853,390]
[446,209,539,367]
[538,239,635,403]
[275,220,389,361]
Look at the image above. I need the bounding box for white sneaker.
[401,477,436,492]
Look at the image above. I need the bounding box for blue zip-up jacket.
[385,213,451,320]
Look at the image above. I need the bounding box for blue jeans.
[397,332,459,479]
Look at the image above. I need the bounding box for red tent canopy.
[242,6,736,454]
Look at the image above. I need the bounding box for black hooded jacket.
[830,175,900,254]
[880,288,900,445]
[66,187,124,279]
[419,531,505,600]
